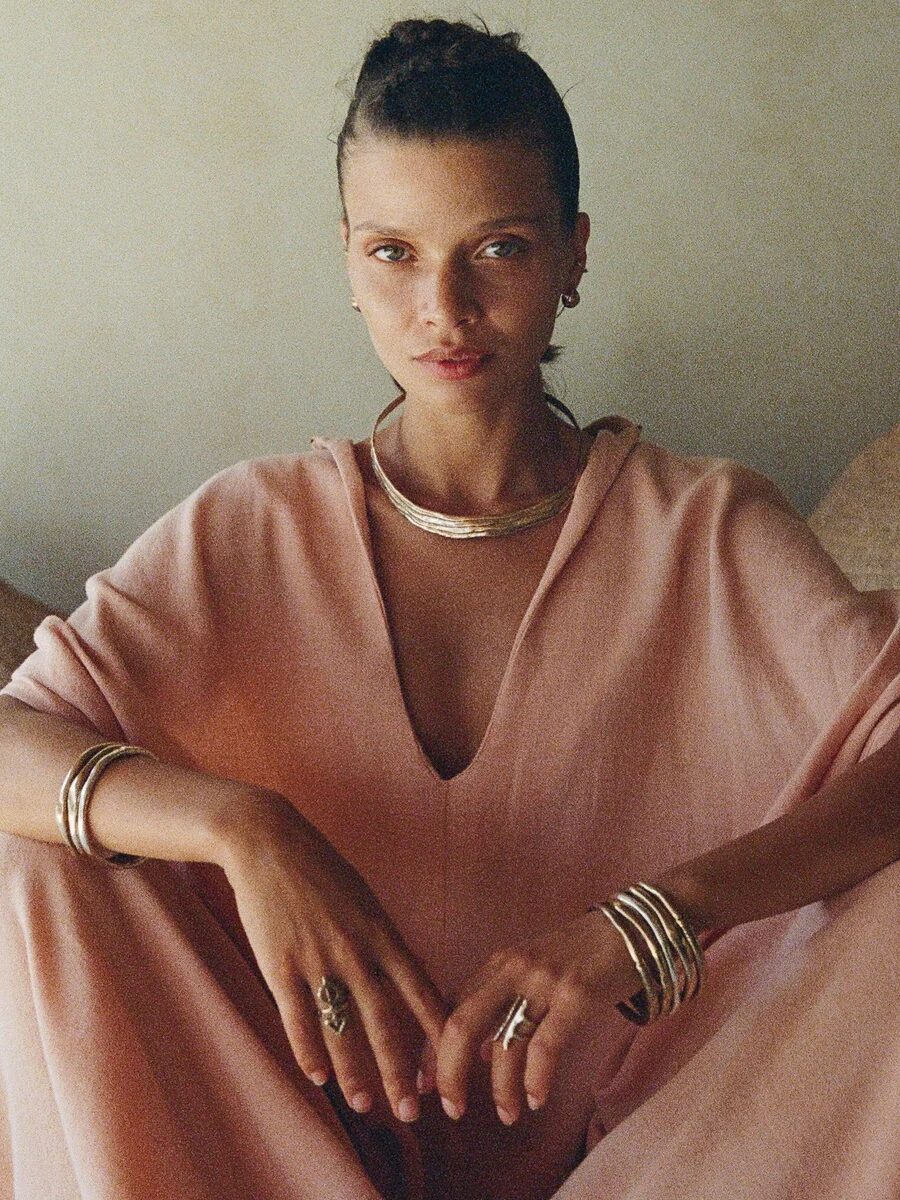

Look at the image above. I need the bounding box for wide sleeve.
[691,457,900,824]
[0,462,255,760]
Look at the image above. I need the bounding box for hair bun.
[387,17,516,49]
[381,17,519,71]
[387,18,458,47]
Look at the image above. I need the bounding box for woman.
[1,16,898,1200]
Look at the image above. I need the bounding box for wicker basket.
[0,580,56,690]
[807,423,900,591]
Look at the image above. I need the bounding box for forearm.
[651,727,900,936]
[0,695,267,866]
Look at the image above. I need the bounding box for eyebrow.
[352,213,548,236]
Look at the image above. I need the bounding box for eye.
[483,238,526,259]
[370,244,408,263]
[368,238,527,264]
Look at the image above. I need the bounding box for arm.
[0,693,449,1125]
[651,723,900,936]
[0,463,269,862]
[0,693,257,864]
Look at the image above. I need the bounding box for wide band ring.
[492,994,539,1051]
[316,975,351,1036]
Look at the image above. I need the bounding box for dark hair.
[336,14,580,369]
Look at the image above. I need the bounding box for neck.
[372,381,582,514]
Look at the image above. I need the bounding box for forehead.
[343,134,559,233]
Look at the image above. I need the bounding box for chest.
[364,493,566,781]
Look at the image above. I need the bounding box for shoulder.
[588,415,786,512]
[613,433,864,591]
[106,445,349,589]
[628,435,784,502]
[187,442,343,512]
[145,444,345,534]
[615,433,796,530]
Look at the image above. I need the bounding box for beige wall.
[2,2,897,613]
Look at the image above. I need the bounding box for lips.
[416,348,489,363]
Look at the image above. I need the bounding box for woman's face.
[340,133,589,404]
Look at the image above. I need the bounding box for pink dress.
[2,414,899,1199]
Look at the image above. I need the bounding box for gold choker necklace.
[369,393,587,539]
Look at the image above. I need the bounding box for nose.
[419,262,481,328]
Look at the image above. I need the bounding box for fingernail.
[441,1096,463,1120]
[526,1092,543,1111]
[311,1069,328,1086]
[350,1091,372,1113]
[398,1096,419,1122]
[497,1105,516,1125]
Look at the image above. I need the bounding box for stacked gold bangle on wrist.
[589,882,706,1025]
[56,742,158,868]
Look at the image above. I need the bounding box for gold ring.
[492,995,539,1051]
[316,975,351,1036]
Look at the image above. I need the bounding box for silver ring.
[492,995,539,1051]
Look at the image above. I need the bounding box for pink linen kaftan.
[1,413,899,1200]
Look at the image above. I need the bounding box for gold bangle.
[613,891,682,1016]
[609,898,675,1019]
[68,745,124,855]
[74,744,156,866]
[72,744,131,855]
[594,902,661,1024]
[633,882,706,997]
[589,880,707,1025]
[629,883,700,1003]
[64,743,156,868]
[57,742,120,854]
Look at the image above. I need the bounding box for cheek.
[494,270,559,323]
[506,287,559,336]
[356,273,407,326]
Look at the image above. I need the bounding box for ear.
[576,212,591,257]
[565,212,591,288]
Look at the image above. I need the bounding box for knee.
[824,855,900,929]
[0,831,75,887]
[0,831,159,926]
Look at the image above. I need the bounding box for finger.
[345,964,430,1123]
[373,926,450,1052]
[272,965,336,1087]
[491,995,550,1125]
[304,965,387,1118]
[369,927,450,1096]
[435,974,512,1120]
[417,1033,439,1093]
[271,959,387,1120]
[521,981,589,1114]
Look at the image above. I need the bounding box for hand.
[418,911,642,1125]
[217,790,449,1126]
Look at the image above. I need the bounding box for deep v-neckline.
[314,415,642,785]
